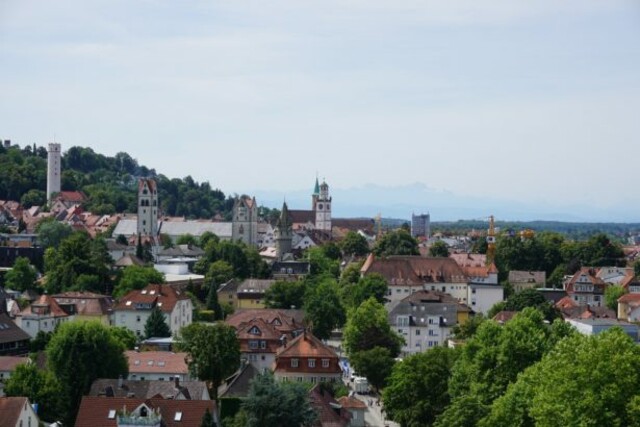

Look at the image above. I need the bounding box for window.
[415,329,421,336]
[174,412,183,421]
[136,316,141,322]
[322,359,329,368]
[260,340,266,349]
[291,358,299,368]
[308,359,316,368]
[428,330,435,336]
[249,340,258,349]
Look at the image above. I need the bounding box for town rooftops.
[0,397,33,427]
[508,270,546,284]
[0,355,28,372]
[89,378,209,400]
[236,279,276,296]
[19,294,70,318]
[115,284,189,314]
[52,291,113,316]
[276,331,338,359]
[225,309,305,336]
[75,396,216,427]
[125,351,189,375]
[218,363,260,399]
[361,254,467,285]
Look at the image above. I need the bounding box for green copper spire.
[313,177,320,195]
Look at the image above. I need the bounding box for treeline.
[0,143,234,219]
[433,219,640,241]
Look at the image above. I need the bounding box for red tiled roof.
[0,356,29,372]
[449,253,487,268]
[225,309,304,336]
[565,268,606,293]
[75,397,215,427]
[125,351,189,375]
[56,191,87,203]
[492,311,518,323]
[20,294,69,318]
[310,386,350,427]
[52,292,113,316]
[276,332,338,359]
[361,254,467,285]
[337,396,367,409]
[115,284,188,314]
[0,397,30,427]
[138,178,157,193]
[236,318,285,353]
[618,293,640,305]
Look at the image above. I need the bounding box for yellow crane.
[486,215,496,265]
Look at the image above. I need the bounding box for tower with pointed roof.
[232,196,258,246]
[313,179,332,232]
[275,202,292,260]
[137,178,158,237]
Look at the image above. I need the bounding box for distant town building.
[288,178,332,233]
[137,178,159,237]
[232,196,259,246]
[411,213,430,239]
[46,143,61,201]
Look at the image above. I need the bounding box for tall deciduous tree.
[4,363,65,423]
[36,218,73,249]
[340,231,370,257]
[113,265,165,298]
[242,371,317,427]
[383,347,458,427]
[5,257,37,292]
[264,280,307,309]
[144,306,171,338]
[303,278,345,340]
[605,284,626,311]
[341,273,388,309]
[350,346,394,391]
[343,298,403,357]
[47,322,128,424]
[373,229,419,257]
[177,323,240,399]
[428,240,450,257]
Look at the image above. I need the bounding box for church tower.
[314,179,332,232]
[137,178,158,237]
[275,202,292,261]
[47,143,61,202]
[232,196,258,246]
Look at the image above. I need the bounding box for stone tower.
[232,196,258,246]
[275,202,292,261]
[314,179,332,232]
[137,178,158,237]
[47,143,62,202]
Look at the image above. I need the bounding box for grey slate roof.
[218,363,260,399]
[508,270,546,284]
[387,299,458,327]
[89,379,209,400]
[113,219,233,239]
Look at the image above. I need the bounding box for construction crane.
[486,215,496,265]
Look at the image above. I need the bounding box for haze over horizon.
[2,1,639,221]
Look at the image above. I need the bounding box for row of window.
[290,358,330,368]
[282,376,336,383]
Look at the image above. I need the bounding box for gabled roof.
[337,396,367,409]
[125,351,189,375]
[52,292,113,316]
[508,270,546,284]
[218,363,260,399]
[225,309,305,335]
[0,397,33,427]
[55,191,87,203]
[309,385,350,427]
[288,210,315,225]
[236,279,276,295]
[89,379,208,400]
[361,254,467,285]
[114,254,145,267]
[276,332,338,359]
[115,284,189,314]
[75,396,216,427]
[492,311,518,323]
[20,294,70,318]
[618,292,640,307]
[138,178,157,193]
[449,253,487,268]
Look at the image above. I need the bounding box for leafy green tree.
[343,273,388,308]
[635,260,640,278]
[264,280,307,309]
[5,363,65,422]
[200,408,216,427]
[373,229,419,257]
[321,242,342,260]
[304,278,345,340]
[44,232,112,294]
[144,306,172,338]
[350,346,394,391]
[242,371,317,427]
[109,326,137,349]
[30,330,53,352]
[451,314,485,339]
[177,323,240,398]
[176,233,198,246]
[159,233,173,249]
[47,322,128,424]
[383,347,458,427]
[482,328,640,427]
[339,261,363,286]
[116,234,129,245]
[605,285,626,311]
[206,260,234,285]
[307,246,340,278]
[20,189,46,208]
[428,240,450,257]
[434,395,489,427]
[5,257,37,292]
[490,288,559,322]
[340,231,370,257]
[113,265,165,298]
[343,298,403,358]
[36,218,73,249]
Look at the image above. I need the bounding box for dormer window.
[250,326,261,335]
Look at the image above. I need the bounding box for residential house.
[0,397,40,427]
[309,385,351,427]
[235,318,284,371]
[125,351,190,382]
[272,261,311,281]
[508,270,546,292]
[596,266,634,285]
[225,309,305,339]
[492,310,518,324]
[555,296,615,320]
[273,332,342,384]
[387,291,460,356]
[114,284,193,337]
[361,254,469,304]
[217,279,239,309]
[236,279,276,309]
[52,291,113,325]
[75,397,216,427]
[114,254,145,269]
[0,314,30,356]
[16,294,73,338]
[89,378,210,400]
[564,268,607,307]
[0,356,29,397]
[618,292,640,322]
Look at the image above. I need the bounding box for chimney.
[174,377,180,388]
[118,375,123,389]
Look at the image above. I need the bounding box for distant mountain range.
[251,182,637,223]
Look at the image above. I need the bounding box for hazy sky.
[1,1,639,212]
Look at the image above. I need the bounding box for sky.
[1,1,639,220]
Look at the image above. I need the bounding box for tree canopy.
[303,278,345,340]
[340,231,370,257]
[144,306,171,339]
[373,229,419,257]
[113,265,165,298]
[343,298,403,357]
[5,257,37,292]
[428,240,450,257]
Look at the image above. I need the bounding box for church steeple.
[313,177,320,196]
[275,202,292,261]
